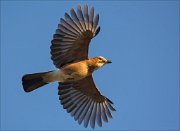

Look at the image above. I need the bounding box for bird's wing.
[51,5,100,68]
[58,75,116,129]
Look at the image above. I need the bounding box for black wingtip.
[94,26,100,37]
[105,97,113,104]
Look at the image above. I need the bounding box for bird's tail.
[22,71,53,92]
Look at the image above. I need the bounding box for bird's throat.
[87,59,100,73]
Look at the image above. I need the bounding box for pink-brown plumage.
[22,5,115,129]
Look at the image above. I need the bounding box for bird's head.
[91,56,112,69]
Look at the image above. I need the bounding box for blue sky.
[1,1,179,130]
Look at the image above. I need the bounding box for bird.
[22,4,116,129]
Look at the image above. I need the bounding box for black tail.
[22,71,51,92]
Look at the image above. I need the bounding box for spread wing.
[51,5,100,68]
[58,75,116,129]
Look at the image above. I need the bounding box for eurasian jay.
[22,4,116,129]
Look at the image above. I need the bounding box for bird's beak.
[106,60,112,64]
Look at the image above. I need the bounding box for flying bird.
[22,5,116,129]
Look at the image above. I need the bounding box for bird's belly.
[43,62,89,83]
[59,63,89,82]
[60,69,88,82]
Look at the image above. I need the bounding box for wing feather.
[51,5,100,68]
[96,103,102,127]
[84,100,94,128]
[58,24,77,37]
[74,97,89,121]
[60,18,80,35]
[92,14,99,33]
[58,76,115,128]
[103,102,112,118]
[70,8,84,32]
[84,5,89,30]
[89,6,94,31]
[90,102,97,129]
[55,29,77,39]
[100,103,108,123]
[78,98,92,125]
[77,5,86,31]
[64,13,82,34]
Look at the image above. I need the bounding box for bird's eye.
[98,57,103,60]
[98,58,105,63]
[98,58,102,61]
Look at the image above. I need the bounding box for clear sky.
[1,1,179,130]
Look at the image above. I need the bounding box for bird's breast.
[59,61,89,82]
